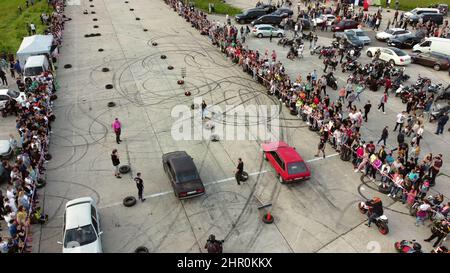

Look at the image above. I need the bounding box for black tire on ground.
[36,179,46,189]
[93,18,98,21]
[367,51,373,57]
[177,80,184,85]
[108,102,116,107]
[64,64,72,69]
[143,29,148,32]
[167,65,174,70]
[160,55,167,59]
[262,213,274,224]
[378,184,391,194]
[102,67,110,72]
[91,11,96,14]
[136,17,140,20]
[240,171,249,182]
[152,42,158,46]
[119,165,131,174]
[90,5,94,7]
[130,8,134,11]
[105,84,114,89]
[135,246,149,253]
[123,196,137,207]
[93,25,99,28]
[98,48,104,52]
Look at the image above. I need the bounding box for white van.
[23,55,50,79]
[412,37,450,56]
[405,8,440,18]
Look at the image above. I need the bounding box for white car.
[0,140,13,159]
[376,28,411,41]
[366,47,412,66]
[251,24,284,38]
[0,89,26,110]
[59,197,103,253]
[311,14,336,26]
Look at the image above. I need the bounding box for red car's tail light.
[179,192,187,197]
[197,189,204,193]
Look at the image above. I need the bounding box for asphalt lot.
[13,0,449,253]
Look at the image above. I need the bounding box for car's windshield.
[287,162,308,175]
[355,31,366,37]
[178,172,200,183]
[24,66,43,76]
[64,224,97,248]
[7,90,19,98]
[385,29,394,34]
[392,48,407,56]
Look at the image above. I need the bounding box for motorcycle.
[358,201,389,235]
[310,45,322,55]
[319,47,335,59]
[427,83,444,94]
[341,58,358,73]
[413,75,430,90]
[394,240,423,253]
[325,73,338,90]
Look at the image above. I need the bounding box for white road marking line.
[98,170,269,210]
[99,154,339,210]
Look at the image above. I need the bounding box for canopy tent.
[16,35,54,68]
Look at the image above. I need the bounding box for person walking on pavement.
[377,126,389,146]
[235,158,244,185]
[363,100,372,122]
[201,100,207,120]
[134,172,145,202]
[424,219,449,247]
[111,149,121,179]
[0,69,7,86]
[435,113,449,135]
[112,118,122,144]
[393,111,406,132]
[429,154,443,187]
[377,92,387,114]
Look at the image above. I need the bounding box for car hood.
[0,140,11,154]
[63,241,101,253]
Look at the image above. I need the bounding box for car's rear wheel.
[257,33,263,38]
[277,33,283,38]
[433,64,441,71]
[389,59,395,66]
[366,51,373,57]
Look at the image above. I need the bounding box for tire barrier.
[262,212,274,224]
[93,25,99,28]
[167,65,174,70]
[184,91,191,96]
[152,42,158,46]
[240,171,249,182]
[90,5,94,7]
[107,102,116,107]
[36,178,46,189]
[102,67,110,72]
[136,17,140,20]
[105,84,114,89]
[123,196,137,207]
[210,134,219,142]
[93,18,98,21]
[63,64,72,69]
[91,11,96,14]
[135,247,149,253]
[130,8,134,11]
[177,80,184,85]
[98,48,104,52]
[119,165,131,174]
[160,55,167,59]
[143,28,148,32]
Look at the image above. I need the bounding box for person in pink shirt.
[112,118,122,144]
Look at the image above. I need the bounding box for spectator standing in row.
[111,149,121,179]
[134,172,145,202]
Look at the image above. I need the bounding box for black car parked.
[235,8,267,24]
[271,8,294,17]
[162,151,205,199]
[387,34,422,49]
[251,15,284,26]
[409,13,444,25]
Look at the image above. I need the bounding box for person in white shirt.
[393,111,406,132]
[416,200,431,226]
[388,174,403,198]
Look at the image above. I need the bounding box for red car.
[331,19,358,32]
[262,141,311,183]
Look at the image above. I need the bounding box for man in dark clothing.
[0,69,7,86]
[363,100,371,122]
[111,149,121,178]
[235,158,244,185]
[425,220,449,247]
[365,197,384,227]
[134,172,145,202]
[436,113,449,135]
[377,126,389,146]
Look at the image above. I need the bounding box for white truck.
[412,37,450,56]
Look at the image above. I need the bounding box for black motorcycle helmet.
[413,242,422,251]
[209,234,216,241]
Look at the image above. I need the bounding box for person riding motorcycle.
[204,234,223,253]
[365,197,383,227]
